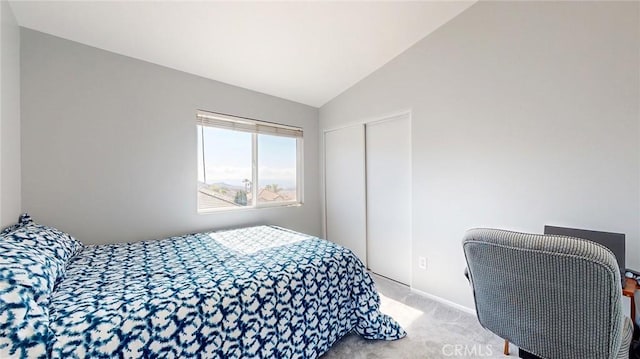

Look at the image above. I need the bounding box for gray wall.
[0,1,21,227]
[320,1,640,309]
[21,29,321,244]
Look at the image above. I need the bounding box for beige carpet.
[321,274,508,359]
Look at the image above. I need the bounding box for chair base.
[519,348,542,359]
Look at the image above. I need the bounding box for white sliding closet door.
[324,125,367,263]
[366,114,411,285]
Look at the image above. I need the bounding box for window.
[197,111,303,212]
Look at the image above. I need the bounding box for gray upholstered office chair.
[462,228,634,359]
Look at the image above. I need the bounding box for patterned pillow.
[1,214,83,282]
[0,241,57,299]
[0,214,79,358]
[0,213,32,236]
[0,239,53,359]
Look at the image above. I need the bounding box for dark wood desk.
[623,277,638,322]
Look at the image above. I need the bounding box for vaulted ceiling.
[9,1,475,107]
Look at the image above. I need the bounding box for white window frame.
[197,110,304,213]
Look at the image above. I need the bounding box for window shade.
[197,111,303,138]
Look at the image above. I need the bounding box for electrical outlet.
[418,256,427,270]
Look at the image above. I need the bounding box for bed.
[0,214,405,358]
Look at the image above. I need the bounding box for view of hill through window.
[197,125,299,211]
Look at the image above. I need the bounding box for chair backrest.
[462,228,624,359]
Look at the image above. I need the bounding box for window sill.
[197,202,302,214]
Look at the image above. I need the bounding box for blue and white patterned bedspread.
[48,226,405,358]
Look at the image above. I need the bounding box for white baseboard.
[410,287,476,315]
